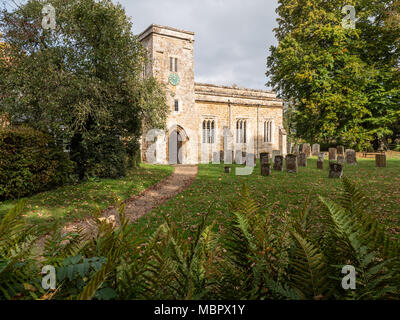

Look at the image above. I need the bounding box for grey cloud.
[116,0,279,90]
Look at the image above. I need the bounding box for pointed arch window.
[236,119,247,143]
[264,120,273,143]
[202,119,215,144]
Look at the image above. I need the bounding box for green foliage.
[0,177,398,300]
[0,0,168,179]
[267,0,400,149]
[0,126,74,200]
[0,200,45,299]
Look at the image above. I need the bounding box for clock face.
[169,73,180,86]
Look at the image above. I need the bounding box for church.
[139,24,286,165]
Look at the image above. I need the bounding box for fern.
[289,230,329,299]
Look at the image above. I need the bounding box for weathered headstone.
[329,148,337,161]
[298,152,307,167]
[235,150,244,164]
[260,153,271,176]
[220,150,224,163]
[302,143,312,157]
[312,144,320,156]
[375,154,386,167]
[329,163,343,179]
[272,150,281,163]
[286,154,298,173]
[273,155,284,171]
[212,152,220,164]
[292,145,299,154]
[337,155,345,164]
[244,153,255,167]
[224,166,231,173]
[345,149,357,165]
[337,145,345,156]
[317,152,324,169]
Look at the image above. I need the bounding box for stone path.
[39,165,198,244]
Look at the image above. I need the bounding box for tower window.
[170,57,178,72]
[174,99,179,112]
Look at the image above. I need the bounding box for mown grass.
[0,164,174,231]
[136,157,400,240]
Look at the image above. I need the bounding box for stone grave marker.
[298,152,307,167]
[337,145,345,156]
[272,150,281,163]
[273,155,284,171]
[292,145,299,154]
[212,151,220,164]
[260,152,271,176]
[317,152,324,169]
[337,155,345,164]
[329,148,337,161]
[302,143,311,157]
[312,144,320,156]
[375,154,386,167]
[286,154,298,173]
[345,149,357,165]
[329,163,343,179]
[244,153,255,167]
[235,150,244,165]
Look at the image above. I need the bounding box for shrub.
[0,126,75,200]
[70,130,127,180]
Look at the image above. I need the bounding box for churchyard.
[137,149,400,239]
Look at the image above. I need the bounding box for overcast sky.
[3,0,280,90]
[116,0,279,90]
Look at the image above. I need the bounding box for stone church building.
[139,24,286,165]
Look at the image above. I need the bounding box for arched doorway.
[168,126,188,164]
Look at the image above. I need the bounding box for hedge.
[0,126,75,200]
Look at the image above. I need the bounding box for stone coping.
[138,24,195,42]
[195,83,283,107]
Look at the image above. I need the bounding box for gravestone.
[329,163,343,179]
[273,155,284,171]
[337,145,345,156]
[337,155,345,164]
[260,153,271,176]
[212,152,220,164]
[224,166,231,173]
[329,148,337,161]
[345,149,357,165]
[220,151,224,163]
[298,152,307,167]
[272,150,281,163]
[235,150,244,164]
[286,154,298,173]
[375,154,386,167]
[292,145,299,154]
[312,144,320,156]
[317,152,324,170]
[244,153,255,167]
[302,144,312,157]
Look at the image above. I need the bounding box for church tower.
[139,25,196,164]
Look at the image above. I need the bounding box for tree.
[267,0,400,150]
[0,0,168,178]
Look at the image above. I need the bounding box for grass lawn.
[135,157,400,240]
[0,164,174,231]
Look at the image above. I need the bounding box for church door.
[169,130,183,164]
